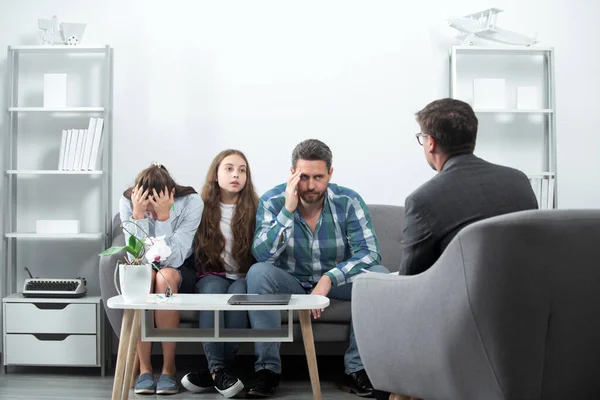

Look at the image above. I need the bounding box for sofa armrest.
[352,242,502,399]
[99,229,126,337]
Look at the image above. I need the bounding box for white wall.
[0,0,597,235]
[1,0,599,213]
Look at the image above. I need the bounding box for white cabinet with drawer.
[2,294,105,375]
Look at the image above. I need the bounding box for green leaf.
[127,235,145,258]
[123,245,137,256]
[99,246,128,256]
[128,235,138,249]
[134,237,144,256]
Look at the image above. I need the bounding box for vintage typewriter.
[22,271,87,298]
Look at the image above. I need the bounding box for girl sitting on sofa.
[120,162,203,395]
[181,149,259,398]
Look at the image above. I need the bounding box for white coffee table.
[107,293,330,400]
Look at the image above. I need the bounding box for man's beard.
[300,191,325,204]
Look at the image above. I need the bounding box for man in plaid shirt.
[245,139,389,398]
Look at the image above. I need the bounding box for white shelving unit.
[2,45,113,374]
[5,233,104,239]
[8,107,105,112]
[7,170,104,175]
[450,45,557,209]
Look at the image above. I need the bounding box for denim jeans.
[246,262,389,374]
[195,275,248,373]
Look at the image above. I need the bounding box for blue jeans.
[195,275,248,373]
[246,262,389,374]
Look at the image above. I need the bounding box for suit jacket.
[399,153,539,275]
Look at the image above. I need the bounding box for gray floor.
[0,356,359,400]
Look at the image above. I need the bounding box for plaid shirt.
[252,183,381,287]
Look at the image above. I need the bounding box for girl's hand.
[131,185,149,220]
[150,187,175,222]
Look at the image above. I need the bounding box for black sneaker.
[246,369,280,398]
[214,369,244,398]
[342,369,375,397]
[181,370,214,393]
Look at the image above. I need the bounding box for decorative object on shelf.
[447,8,538,46]
[99,221,172,303]
[43,73,67,107]
[516,86,541,109]
[60,22,86,45]
[473,78,506,109]
[37,15,58,45]
[35,220,80,234]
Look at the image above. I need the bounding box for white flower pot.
[118,264,152,303]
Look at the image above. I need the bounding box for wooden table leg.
[121,310,141,400]
[299,310,321,400]
[111,309,134,400]
[129,351,140,389]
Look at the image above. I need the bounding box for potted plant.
[99,221,171,303]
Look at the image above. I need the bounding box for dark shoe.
[246,369,280,398]
[342,369,374,397]
[214,369,244,398]
[181,370,214,393]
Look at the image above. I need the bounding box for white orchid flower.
[145,235,172,264]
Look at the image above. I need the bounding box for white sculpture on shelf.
[60,22,87,45]
[447,8,538,46]
[36,15,87,45]
[37,15,58,45]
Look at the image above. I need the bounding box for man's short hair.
[292,139,333,170]
[416,98,478,155]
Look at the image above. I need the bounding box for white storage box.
[43,73,67,107]
[35,220,80,234]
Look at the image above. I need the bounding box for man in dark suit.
[375,98,539,400]
[399,98,539,276]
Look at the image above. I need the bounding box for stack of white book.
[58,117,104,171]
[528,174,555,210]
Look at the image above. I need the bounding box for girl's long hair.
[123,163,197,199]
[194,150,259,274]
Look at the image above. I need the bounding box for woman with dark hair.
[120,162,203,395]
[181,150,259,398]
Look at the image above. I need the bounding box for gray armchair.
[353,209,600,400]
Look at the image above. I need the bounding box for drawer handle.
[32,334,69,341]
[32,303,69,310]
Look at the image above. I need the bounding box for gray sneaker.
[134,373,156,395]
[156,374,179,395]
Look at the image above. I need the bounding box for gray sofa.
[353,209,600,399]
[99,204,404,355]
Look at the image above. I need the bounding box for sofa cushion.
[369,204,404,272]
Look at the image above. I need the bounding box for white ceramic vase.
[118,264,152,303]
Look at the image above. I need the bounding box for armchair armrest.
[352,243,502,400]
